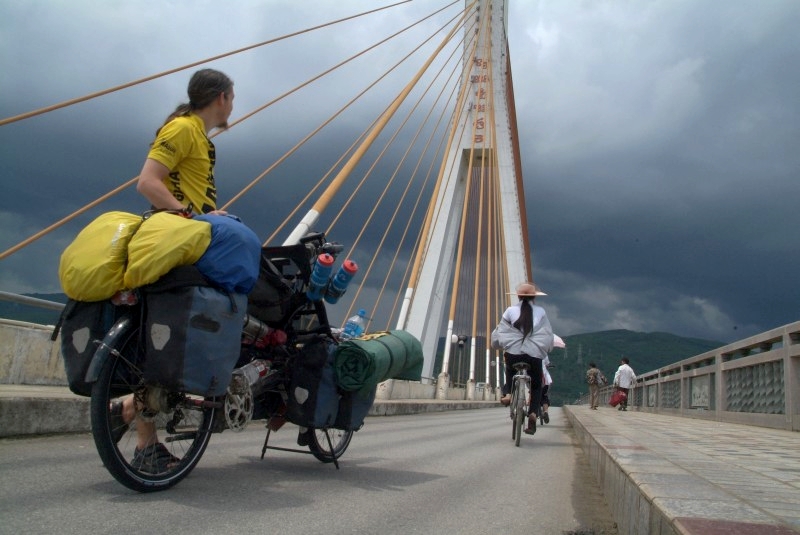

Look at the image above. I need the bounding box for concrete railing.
[581,320,800,432]
[0,291,501,401]
[0,317,497,402]
[0,319,66,385]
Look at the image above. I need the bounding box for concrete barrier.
[0,319,65,385]
[0,319,487,403]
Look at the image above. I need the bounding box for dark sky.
[2,1,799,343]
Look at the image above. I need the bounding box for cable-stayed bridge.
[1,3,799,532]
[1,0,532,394]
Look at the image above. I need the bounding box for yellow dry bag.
[123,212,212,289]
[58,211,143,301]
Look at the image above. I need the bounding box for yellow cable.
[0,1,414,127]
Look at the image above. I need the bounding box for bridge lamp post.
[454,335,467,388]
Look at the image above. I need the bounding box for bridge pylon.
[397,0,532,391]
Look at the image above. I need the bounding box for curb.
[0,390,500,438]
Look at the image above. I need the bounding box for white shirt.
[614,363,636,389]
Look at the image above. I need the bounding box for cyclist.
[111,69,235,473]
[491,282,554,435]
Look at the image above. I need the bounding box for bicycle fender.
[85,316,134,383]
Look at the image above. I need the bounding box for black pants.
[502,353,543,417]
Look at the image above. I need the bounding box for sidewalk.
[0,384,498,437]
[564,405,800,535]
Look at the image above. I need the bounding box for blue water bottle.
[340,309,367,341]
[324,259,358,304]
[306,253,334,301]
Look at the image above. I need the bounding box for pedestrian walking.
[613,357,636,411]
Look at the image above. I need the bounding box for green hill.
[547,329,725,407]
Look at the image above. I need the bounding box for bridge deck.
[1,385,798,533]
[565,405,800,534]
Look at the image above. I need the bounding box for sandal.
[132,443,180,474]
[109,400,129,444]
[523,414,537,435]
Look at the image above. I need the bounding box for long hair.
[513,297,534,336]
[156,69,233,134]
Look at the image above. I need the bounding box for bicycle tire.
[514,381,528,446]
[514,382,527,447]
[90,324,216,492]
[510,386,519,439]
[308,428,353,463]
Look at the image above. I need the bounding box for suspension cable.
[0,2,449,261]
[227,3,462,236]
[0,1,413,127]
[332,39,464,323]
[282,4,473,246]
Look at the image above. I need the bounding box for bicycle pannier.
[285,337,340,428]
[53,299,125,396]
[143,267,246,397]
[333,385,376,431]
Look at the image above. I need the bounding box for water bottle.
[306,253,334,301]
[231,359,271,396]
[340,309,367,341]
[323,259,359,304]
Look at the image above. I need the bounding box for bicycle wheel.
[90,324,217,492]
[308,427,353,463]
[510,388,519,440]
[514,383,526,447]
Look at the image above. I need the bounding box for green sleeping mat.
[333,330,423,392]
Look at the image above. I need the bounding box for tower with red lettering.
[396,0,532,392]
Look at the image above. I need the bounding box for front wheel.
[308,428,353,463]
[90,325,217,492]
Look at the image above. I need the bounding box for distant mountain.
[546,329,725,407]
[0,293,66,325]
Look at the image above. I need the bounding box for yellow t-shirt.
[147,113,217,214]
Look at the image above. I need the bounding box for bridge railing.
[583,321,800,431]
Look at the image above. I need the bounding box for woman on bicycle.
[491,282,554,435]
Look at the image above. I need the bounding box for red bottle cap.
[342,259,358,274]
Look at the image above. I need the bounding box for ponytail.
[513,297,534,336]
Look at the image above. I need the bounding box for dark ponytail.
[513,297,534,336]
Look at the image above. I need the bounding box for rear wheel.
[513,387,524,447]
[308,428,353,462]
[90,324,217,492]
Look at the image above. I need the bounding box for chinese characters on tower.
[470,57,489,146]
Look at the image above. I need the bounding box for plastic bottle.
[231,359,271,396]
[340,309,367,341]
[323,259,359,304]
[306,253,334,301]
